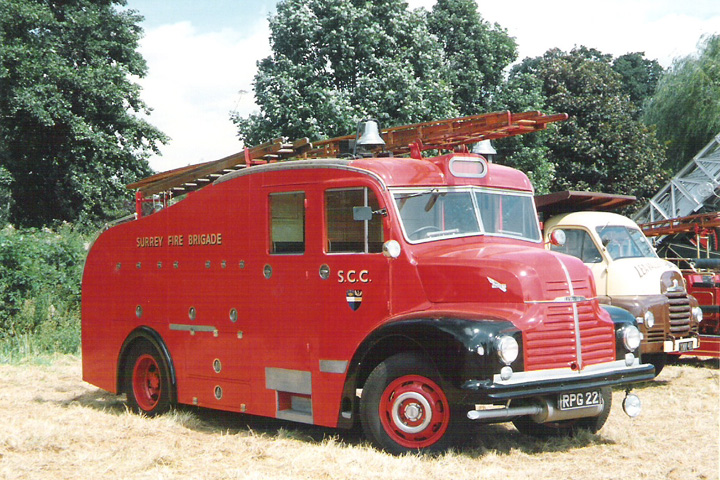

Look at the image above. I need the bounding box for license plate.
[678,340,694,352]
[558,390,603,410]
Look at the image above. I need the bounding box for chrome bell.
[356,120,385,149]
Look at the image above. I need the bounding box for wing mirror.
[549,229,566,247]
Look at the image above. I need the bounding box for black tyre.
[512,387,612,438]
[124,339,174,415]
[643,352,667,377]
[360,352,462,454]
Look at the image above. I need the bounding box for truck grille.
[524,277,615,371]
[666,291,692,336]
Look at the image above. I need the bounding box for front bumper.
[664,336,699,353]
[460,359,655,403]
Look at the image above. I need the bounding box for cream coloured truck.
[537,192,702,375]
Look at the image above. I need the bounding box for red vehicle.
[640,213,720,357]
[82,112,653,454]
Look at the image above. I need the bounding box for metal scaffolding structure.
[633,133,720,224]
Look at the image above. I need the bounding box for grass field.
[0,356,717,480]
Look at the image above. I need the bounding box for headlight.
[692,306,704,323]
[496,335,519,365]
[622,325,642,352]
[644,311,655,329]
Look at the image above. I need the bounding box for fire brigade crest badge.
[346,289,363,311]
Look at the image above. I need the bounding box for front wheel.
[512,387,612,438]
[125,339,174,415]
[360,352,460,454]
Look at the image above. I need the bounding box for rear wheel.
[512,387,612,438]
[125,340,173,415]
[360,352,461,454]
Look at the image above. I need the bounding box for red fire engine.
[82,111,653,454]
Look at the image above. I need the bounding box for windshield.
[596,225,657,260]
[392,187,541,243]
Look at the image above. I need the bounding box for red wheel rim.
[132,354,162,411]
[378,374,450,449]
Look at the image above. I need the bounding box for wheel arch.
[336,316,518,429]
[117,326,177,396]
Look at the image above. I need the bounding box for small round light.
[500,366,513,380]
[382,240,401,259]
[644,311,655,329]
[622,326,642,352]
[692,306,704,324]
[476,345,485,356]
[496,335,519,365]
[623,393,642,418]
[625,352,635,367]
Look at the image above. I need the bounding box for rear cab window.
[269,191,305,254]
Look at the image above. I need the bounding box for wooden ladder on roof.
[127,110,567,202]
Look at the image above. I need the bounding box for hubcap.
[392,392,432,434]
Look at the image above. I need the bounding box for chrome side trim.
[319,360,348,374]
[492,358,642,386]
[265,367,312,395]
[169,324,218,336]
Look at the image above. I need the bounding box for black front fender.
[336,316,519,428]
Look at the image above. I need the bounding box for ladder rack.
[127,110,567,199]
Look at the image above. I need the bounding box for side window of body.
[325,187,384,253]
[270,191,305,254]
[550,229,603,264]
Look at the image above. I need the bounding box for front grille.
[645,328,666,343]
[666,291,692,336]
[524,276,615,371]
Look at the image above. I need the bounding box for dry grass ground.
[0,356,717,480]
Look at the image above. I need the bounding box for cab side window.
[550,229,603,263]
[325,188,384,253]
[270,191,305,254]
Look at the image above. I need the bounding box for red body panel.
[681,272,720,357]
[82,154,619,428]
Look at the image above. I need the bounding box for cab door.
[311,184,392,426]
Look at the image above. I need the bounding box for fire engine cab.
[82,112,654,454]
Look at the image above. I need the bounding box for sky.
[124,0,720,172]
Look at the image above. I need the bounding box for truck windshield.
[392,187,541,243]
[596,225,657,260]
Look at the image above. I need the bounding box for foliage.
[0,0,166,228]
[611,52,664,117]
[426,0,516,116]
[492,72,555,193]
[232,0,461,146]
[0,224,86,354]
[643,35,720,170]
[504,47,669,202]
[0,165,12,225]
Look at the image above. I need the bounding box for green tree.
[612,52,664,116]
[0,166,12,225]
[643,35,720,170]
[506,47,669,202]
[0,0,166,227]
[492,71,556,193]
[426,0,516,115]
[232,0,458,146]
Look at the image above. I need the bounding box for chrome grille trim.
[557,259,583,369]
